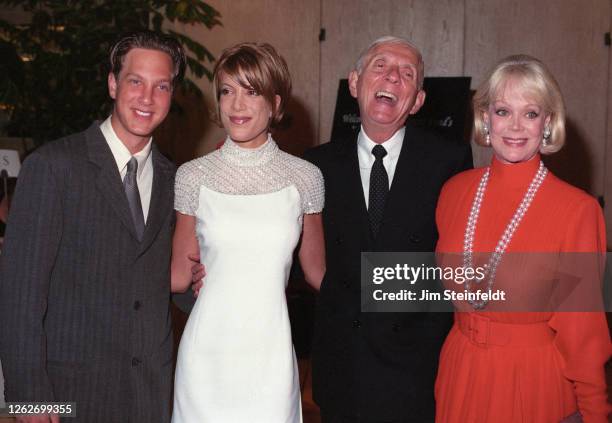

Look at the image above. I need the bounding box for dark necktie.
[368,144,388,238]
[124,157,145,241]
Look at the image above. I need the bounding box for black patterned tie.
[369,144,388,237]
[124,157,145,241]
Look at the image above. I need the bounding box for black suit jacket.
[0,123,176,422]
[304,124,472,422]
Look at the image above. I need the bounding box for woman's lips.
[230,116,251,124]
[502,137,528,146]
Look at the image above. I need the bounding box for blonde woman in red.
[434,55,610,422]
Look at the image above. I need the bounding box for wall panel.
[464,0,611,197]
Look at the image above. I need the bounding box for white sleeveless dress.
[172,136,324,423]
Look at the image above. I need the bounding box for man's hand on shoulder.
[189,253,205,297]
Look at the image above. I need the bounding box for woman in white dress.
[170,43,325,423]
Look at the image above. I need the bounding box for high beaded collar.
[220,134,279,167]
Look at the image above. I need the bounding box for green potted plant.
[0,0,221,146]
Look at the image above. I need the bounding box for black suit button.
[409,234,421,243]
[352,319,361,328]
[342,278,350,288]
[392,323,401,332]
[132,357,141,366]
[133,301,141,310]
[335,237,343,245]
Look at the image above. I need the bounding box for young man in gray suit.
[0,31,186,423]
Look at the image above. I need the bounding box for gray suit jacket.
[0,123,176,422]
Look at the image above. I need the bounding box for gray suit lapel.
[138,146,173,253]
[85,123,141,242]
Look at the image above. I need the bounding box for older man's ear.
[409,89,426,115]
[348,70,360,99]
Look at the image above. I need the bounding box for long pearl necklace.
[463,160,548,309]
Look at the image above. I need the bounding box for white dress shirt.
[100,117,153,222]
[357,125,405,209]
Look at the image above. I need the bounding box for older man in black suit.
[0,31,187,423]
[304,36,473,422]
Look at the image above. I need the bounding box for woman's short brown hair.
[473,54,566,154]
[212,42,291,128]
